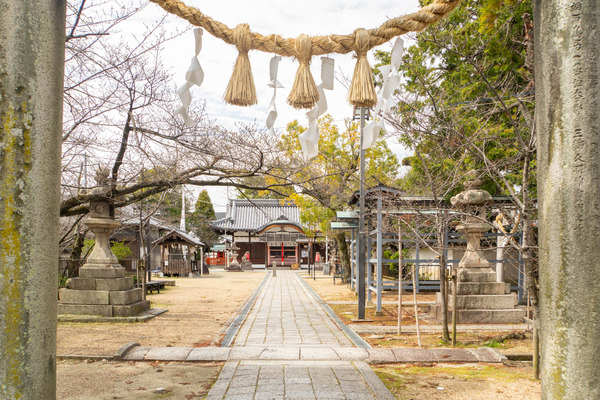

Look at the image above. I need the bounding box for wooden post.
[412,265,421,347]
[397,223,403,335]
[451,271,457,346]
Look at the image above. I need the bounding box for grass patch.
[374,364,536,384]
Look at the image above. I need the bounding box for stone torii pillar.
[0,1,66,398]
[536,1,600,398]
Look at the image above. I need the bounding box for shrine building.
[211,199,323,268]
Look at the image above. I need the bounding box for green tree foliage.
[82,239,133,260]
[378,0,534,198]
[187,189,219,249]
[194,189,216,220]
[282,115,400,232]
[377,0,537,344]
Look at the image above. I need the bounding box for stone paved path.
[119,271,507,398]
[233,270,353,348]
[206,271,394,400]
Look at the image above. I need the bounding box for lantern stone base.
[58,266,150,317]
[429,268,525,324]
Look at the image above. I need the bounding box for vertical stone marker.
[536,1,600,398]
[0,1,66,398]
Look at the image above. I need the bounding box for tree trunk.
[67,230,86,279]
[335,232,351,282]
[535,1,600,398]
[437,213,450,342]
[0,1,66,398]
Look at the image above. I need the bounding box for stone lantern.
[450,175,493,277]
[228,242,242,271]
[58,167,150,317]
[429,172,525,323]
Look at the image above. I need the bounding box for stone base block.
[110,288,143,305]
[458,268,496,282]
[97,277,134,291]
[438,292,517,309]
[59,289,109,305]
[65,277,96,290]
[428,305,526,324]
[58,303,113,317]
[453,282,507,295]
[113,300,150,317]
[79,265,126,278]
[457,309,525,324]
[65,277,134,291]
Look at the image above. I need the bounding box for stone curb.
[57,307,168,323]
[116,345,509,364]
[114,342,140,360]
[350,323,530,334]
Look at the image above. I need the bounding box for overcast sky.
[126,0,419,210]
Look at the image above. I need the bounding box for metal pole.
[357,107,367,320]
[366,220,372,303]
[376,197,383,315]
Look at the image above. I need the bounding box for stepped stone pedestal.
[429,174,525,324]
[58,168,150,317]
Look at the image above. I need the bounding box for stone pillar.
[0,1,66,398]
[535,1,600,398]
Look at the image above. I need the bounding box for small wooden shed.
[153,229,206,276]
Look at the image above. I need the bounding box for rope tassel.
[224,24,257,106]
[287,34,319,110]
[348,28,378,108]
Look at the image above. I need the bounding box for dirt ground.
[57,270,540,399]
[57,360,222,399]
[57,269,265,399]
[57,270,266,356]
[304,275,534,354]
[302,275,540,399]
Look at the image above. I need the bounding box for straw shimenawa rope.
[224,23,258,106]
[149,0,462,108]
[287,34,318,109]
[348,28,378,108]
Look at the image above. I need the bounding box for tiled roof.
[152,229,204,246]
[211,199,301,232]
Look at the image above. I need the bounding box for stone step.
[458,268,496,282]
[58,303,113,317]
[428,305,526,324]
[79,265,126,278]
[66,277,134,291]
[110,288,143,305]
[453,282,508,295]
[59,289,109,305]
[113,300,150,317]
[436,292,518,309]
[452,294,517,310]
